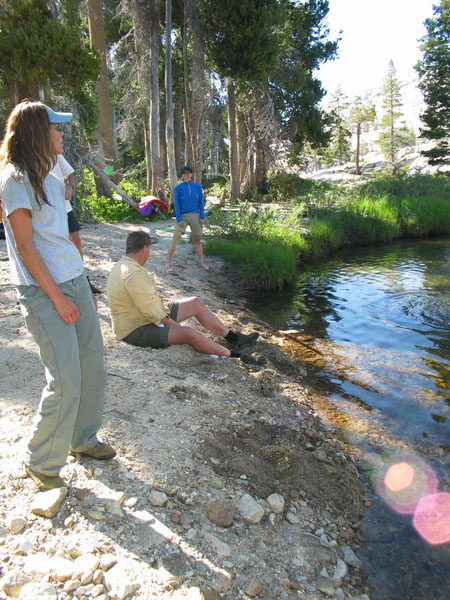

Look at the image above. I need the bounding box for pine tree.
[416,0,450,167]
[0,0,100,132]
[349,97,376,175]
[322,88,351,167]
[376,61,411,173]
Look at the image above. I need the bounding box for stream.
[247,237,450,600]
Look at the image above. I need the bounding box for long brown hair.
[0,100,56,206]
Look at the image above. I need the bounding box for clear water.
[247,238,450,600]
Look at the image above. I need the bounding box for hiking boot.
[232,332,259,349]
[239,352,267,366]
[24,464,66,491]
[71,441,116,461]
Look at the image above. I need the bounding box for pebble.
[0,571,32,597]
[341,545,362,568]
[207,499,236,527]
[245,576,263,596]
[31,487,68,518]
[18,581,57,599]
[148,490,168,506]
[266,493,285,514]
[6,517,27,535]
[286,512,300,524]
[238,494,264,524]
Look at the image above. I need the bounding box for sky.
[317,0,437,99]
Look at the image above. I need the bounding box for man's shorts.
[67,210,81,234]
[121,302,179,349]
[174,212,202,236]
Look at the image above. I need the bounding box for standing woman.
[165,165,209,271]
[0,100,115,491]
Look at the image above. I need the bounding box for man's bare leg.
[175,297,230,337]
[193,234,209,270]
[168,324,231,356]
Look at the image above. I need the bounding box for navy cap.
[45,106,73,124]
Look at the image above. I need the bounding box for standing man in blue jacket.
[166,165,209,271]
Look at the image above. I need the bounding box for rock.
[73,553,100,574]
[245,577,263,596]
[90,583,106,597]
[31,487,68,518]
[207,499,236,527]
[103,560,141,600]
[341,545,362,568]
[18,582,57,599]
[186,587,221,599]
[204,532,231,559]
[157,552,193,582]
[48,556,76,581]
[23,552,51,576]
[285,512,300,525]
[267,493,284,514]
[0,571,32,597]
[148,490,168,506]
[238,494,264,524]
[6,516,27,535]
[99,553,117,571]
[315,576,335,597]
[211,571,232,593]
[333,558,348,582]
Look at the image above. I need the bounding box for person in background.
[51,155,101,296]
[52,155,81,255]
[0,100,115,491]
[166,165,209,271]
[108,230,266,365]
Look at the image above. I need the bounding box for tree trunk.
[236,109,248,197]
[149,0,164,199]
[183,0,205,183]
[165,0,177,208]
[174,100,183,169]
[227,78,240,199]
[355,123,361,175]
[87,0,119,197]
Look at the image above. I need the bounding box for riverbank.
[0,221,370,600]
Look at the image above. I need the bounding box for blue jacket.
[174,181,205,221]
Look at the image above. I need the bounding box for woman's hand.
[52,293,80,323]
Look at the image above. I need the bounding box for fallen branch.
[89,163,138,209]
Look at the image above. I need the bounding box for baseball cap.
[180,165,193,173]
[45,106,73,124]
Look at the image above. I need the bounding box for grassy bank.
[204,174,450,290]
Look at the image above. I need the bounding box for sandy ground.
[0,219,370,599]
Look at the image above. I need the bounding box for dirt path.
[0,220,370,600]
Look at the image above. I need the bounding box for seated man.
[106,230,266,365]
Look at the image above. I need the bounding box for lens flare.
[376,453,438,515]
[104,166,114,175]
[413,492,450,546]
[384,462,415,492]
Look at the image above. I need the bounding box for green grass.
[205,174,450,290]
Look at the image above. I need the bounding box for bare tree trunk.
[355,123,361,175]
[227,78,240,199]
[183,0,205,183]
[174,100,182,168]
[165,0,177,208]
[87,0,119,197]
[236,109,247,197]
[128,0,152,187]
[149,0,165,199]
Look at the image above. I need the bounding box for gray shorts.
[122,302,179,349]
[174,212,203,236]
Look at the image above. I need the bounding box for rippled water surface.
[247,238,450,600]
